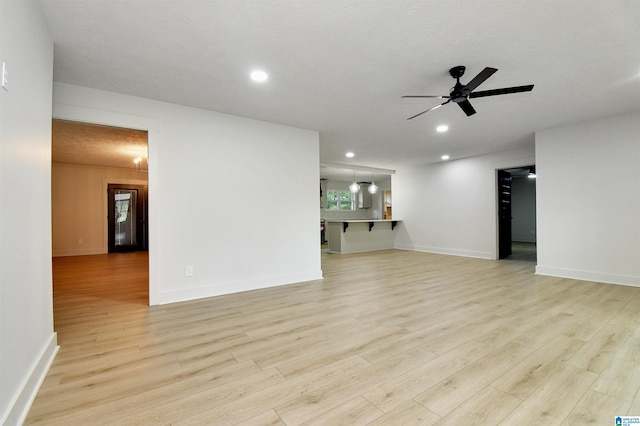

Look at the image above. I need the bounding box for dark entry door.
[108,184,148,252]
[497,170,512,259]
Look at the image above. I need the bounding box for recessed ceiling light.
[250,70,268,82]
[436,125,449,133]
[346,152,355,158]
[441,154,450,160]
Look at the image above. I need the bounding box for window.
[326,190,354,210]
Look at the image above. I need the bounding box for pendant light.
[349,170,360,193]
[368,173,378,194]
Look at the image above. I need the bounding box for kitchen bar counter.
[325,219,401,253]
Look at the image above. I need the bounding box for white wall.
[0,0,57,423]
[511,176,537,243]
[536,111,640,286]
[393,146,535,259]
[53,83,323,305]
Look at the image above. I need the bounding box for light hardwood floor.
[26,250,640,425]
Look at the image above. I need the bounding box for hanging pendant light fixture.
[368,173,378,194]
[349,170,360,193]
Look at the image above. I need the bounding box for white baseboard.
[156,269,324,305]
[394,243,493,260]
[2,333,58,426]
[536,265,640,288]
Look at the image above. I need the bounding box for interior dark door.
[108,184,148,252]
[498,170,512,259]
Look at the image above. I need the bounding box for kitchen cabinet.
[326,220,401,253]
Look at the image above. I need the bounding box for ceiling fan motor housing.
[450,83,470,103]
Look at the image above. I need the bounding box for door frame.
[53,102,160,305]
[497,169,513,259]
[107,183,148,252]
[495,164,537,260]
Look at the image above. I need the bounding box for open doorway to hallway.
[497,166,537,262]
[51,119,150,302]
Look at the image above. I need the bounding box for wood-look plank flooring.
[26,250,640,425]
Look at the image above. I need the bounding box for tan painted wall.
[52,163,148,256]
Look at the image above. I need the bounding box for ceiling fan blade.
[469,84,534,98]
[407,100,450,120]
[401,95,449,99]
[457,99,476,116]
[464,67,498,92]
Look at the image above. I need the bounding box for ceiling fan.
[402,66,534,119]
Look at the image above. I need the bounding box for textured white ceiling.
[52,120,148,170]
[40,0,640,170]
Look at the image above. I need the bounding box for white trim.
[493,159,537,261]
[52,102,160,305]
[2,333,58,426]
[326,248,393,255]
[535,266,640,288]
[156,270,324,305]
[320,162,396,175]
[394,244,493,260]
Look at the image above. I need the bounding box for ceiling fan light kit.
[403,66,534,119]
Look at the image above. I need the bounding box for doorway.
[497,170,513,259]
[108,184,148,252]
[497,166,537,261]
[51,119,150,303]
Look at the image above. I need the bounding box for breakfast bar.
[325,219,401,253]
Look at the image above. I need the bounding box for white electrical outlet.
[2,62,8,91]
[185,265,193,277]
